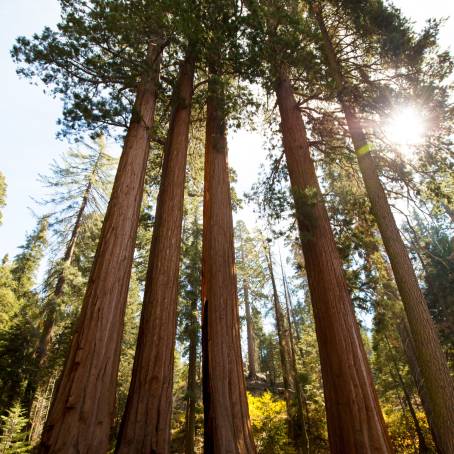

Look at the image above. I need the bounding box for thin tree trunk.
[38,41,162,454]
[384,335,429,453]
[263,244,309,454]
[184,293,199,454]
[275,68,392,453]
[311,5,454,452]
[184,214,202,454]
[280,255,312,441]
[284,275,306,362]
[264,244,296,442]
[399,321,443,453]
[244,280,258,380]
[115,51,195,454]
[201,70,256,454]
[239,230,258,380]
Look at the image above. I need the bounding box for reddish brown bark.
[115,52,195,454]
[38,41,162,454]
[311,5,454,452]
[275,69,392,453]
[201,74,256,453]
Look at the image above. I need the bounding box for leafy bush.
[247,392,294,453]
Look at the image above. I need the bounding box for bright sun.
[384,106,426,156]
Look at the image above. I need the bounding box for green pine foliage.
[0,402,31,453]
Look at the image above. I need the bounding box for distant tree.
[263,241,309,453]
[179,211,202,454]
[9,218,48,301]
[0,172,6,226]
[407,217,454,366]
[0,257,19,332]
[235,221,268,381]
[0,219,48,412]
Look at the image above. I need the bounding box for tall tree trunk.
[274,68,392,453]
[399,321,443,453]
[239,230,258,380]
[115,51,195,454]
[184,293,199,454]
[201,71,256,454]
[38,41,162,454]
[264,245,309,454]
[310,5,454,452]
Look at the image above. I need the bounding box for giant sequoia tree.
[39,41,161,452]
[116,49,195,453]
[198,2,257,451]
[307,3,454,451]
[244,1,392,451]
[202,67,256,454]
[0,172,6,226]
[13,1,170,451]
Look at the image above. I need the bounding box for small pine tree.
[0,402,31,453]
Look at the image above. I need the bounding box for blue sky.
[0,0,453,260]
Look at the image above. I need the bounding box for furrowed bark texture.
[275,71,392,453]
[312,6,454,452]
[115,53,195,454]
[201,75,256,454]
[38,42,162,454]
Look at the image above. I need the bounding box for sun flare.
[384,106,426,156]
